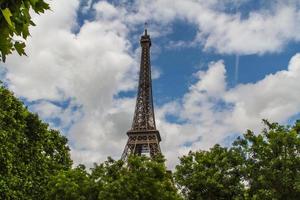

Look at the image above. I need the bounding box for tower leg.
[121,133,161,160]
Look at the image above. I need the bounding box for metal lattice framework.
[122,29,161,160]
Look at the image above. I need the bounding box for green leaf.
[22,23,30,39]
[1,53,6,62]
[29,20,36,26]
[1,8,14,29]
[33,1,50,13]
[29,0,39,6]
[14,42,26,56]
[0,0,49,60]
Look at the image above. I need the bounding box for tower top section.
[140,24,151,47]
[130,27,156,131]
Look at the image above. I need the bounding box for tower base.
[121,130,161,160]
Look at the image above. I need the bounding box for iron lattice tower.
[121,28,161,160]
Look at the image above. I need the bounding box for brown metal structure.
[121,28,161,160]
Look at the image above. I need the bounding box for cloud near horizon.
[1,0,300,168]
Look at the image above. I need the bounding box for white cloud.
[68,97,135,164]
[152,65,162,79]
[31,101,62,118]
[194,5,300,55]
[95,1,120,20]
[125,0,300,55]
[2,0,137,166]
[159,53,300,168]
[224,53,300,128]
[30,100,83,131]
[81,0,93,14]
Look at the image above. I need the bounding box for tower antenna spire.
[144,22,148,35]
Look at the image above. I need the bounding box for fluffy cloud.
[225,53,300,129]
[159,53,300,168]
[124,0,300,55]
[2,0,136,165]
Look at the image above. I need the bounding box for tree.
[174,120,300,200]
[46,165,97,200]
[174,145,245,200]
[92,155,182,200]
[0,0,50,62]
[232,120,300,199]
[0,85,72,199]
[47,155,183,200]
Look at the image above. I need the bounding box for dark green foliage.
[233,120,300,199]
[0,0,50,61]
[94,155,182,200]
[48,155,183,200]
[174,145,245,200]
[0,85,72,199]
[175,120,300,200]
[46,165,97,200]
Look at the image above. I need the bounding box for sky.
[1,0,300,169]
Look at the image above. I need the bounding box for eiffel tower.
[121,27,161,160]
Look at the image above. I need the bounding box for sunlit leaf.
[14,42,26,56]
[1,8,14,28]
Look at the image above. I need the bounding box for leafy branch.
[0,0,50,62]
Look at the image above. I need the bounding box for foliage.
[0,0,50,61]
[175,120,300,200]
[46,165,97,200]
[174,144,245,200]
[0,85,72,200]
[233,120,300,199]
[47,155,183,200]
[95,155,182,200]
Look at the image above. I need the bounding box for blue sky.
[1,0,300,168]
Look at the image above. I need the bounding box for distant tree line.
[1,85,300,200]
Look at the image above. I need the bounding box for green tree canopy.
[174,144,245,200]
[95,155,182,200]
[233,120,300,199]
[174,120,300,200]
[0,0,50,61]
[46,164,97,200]
[47,155,183,200]
[0,85,72,199]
